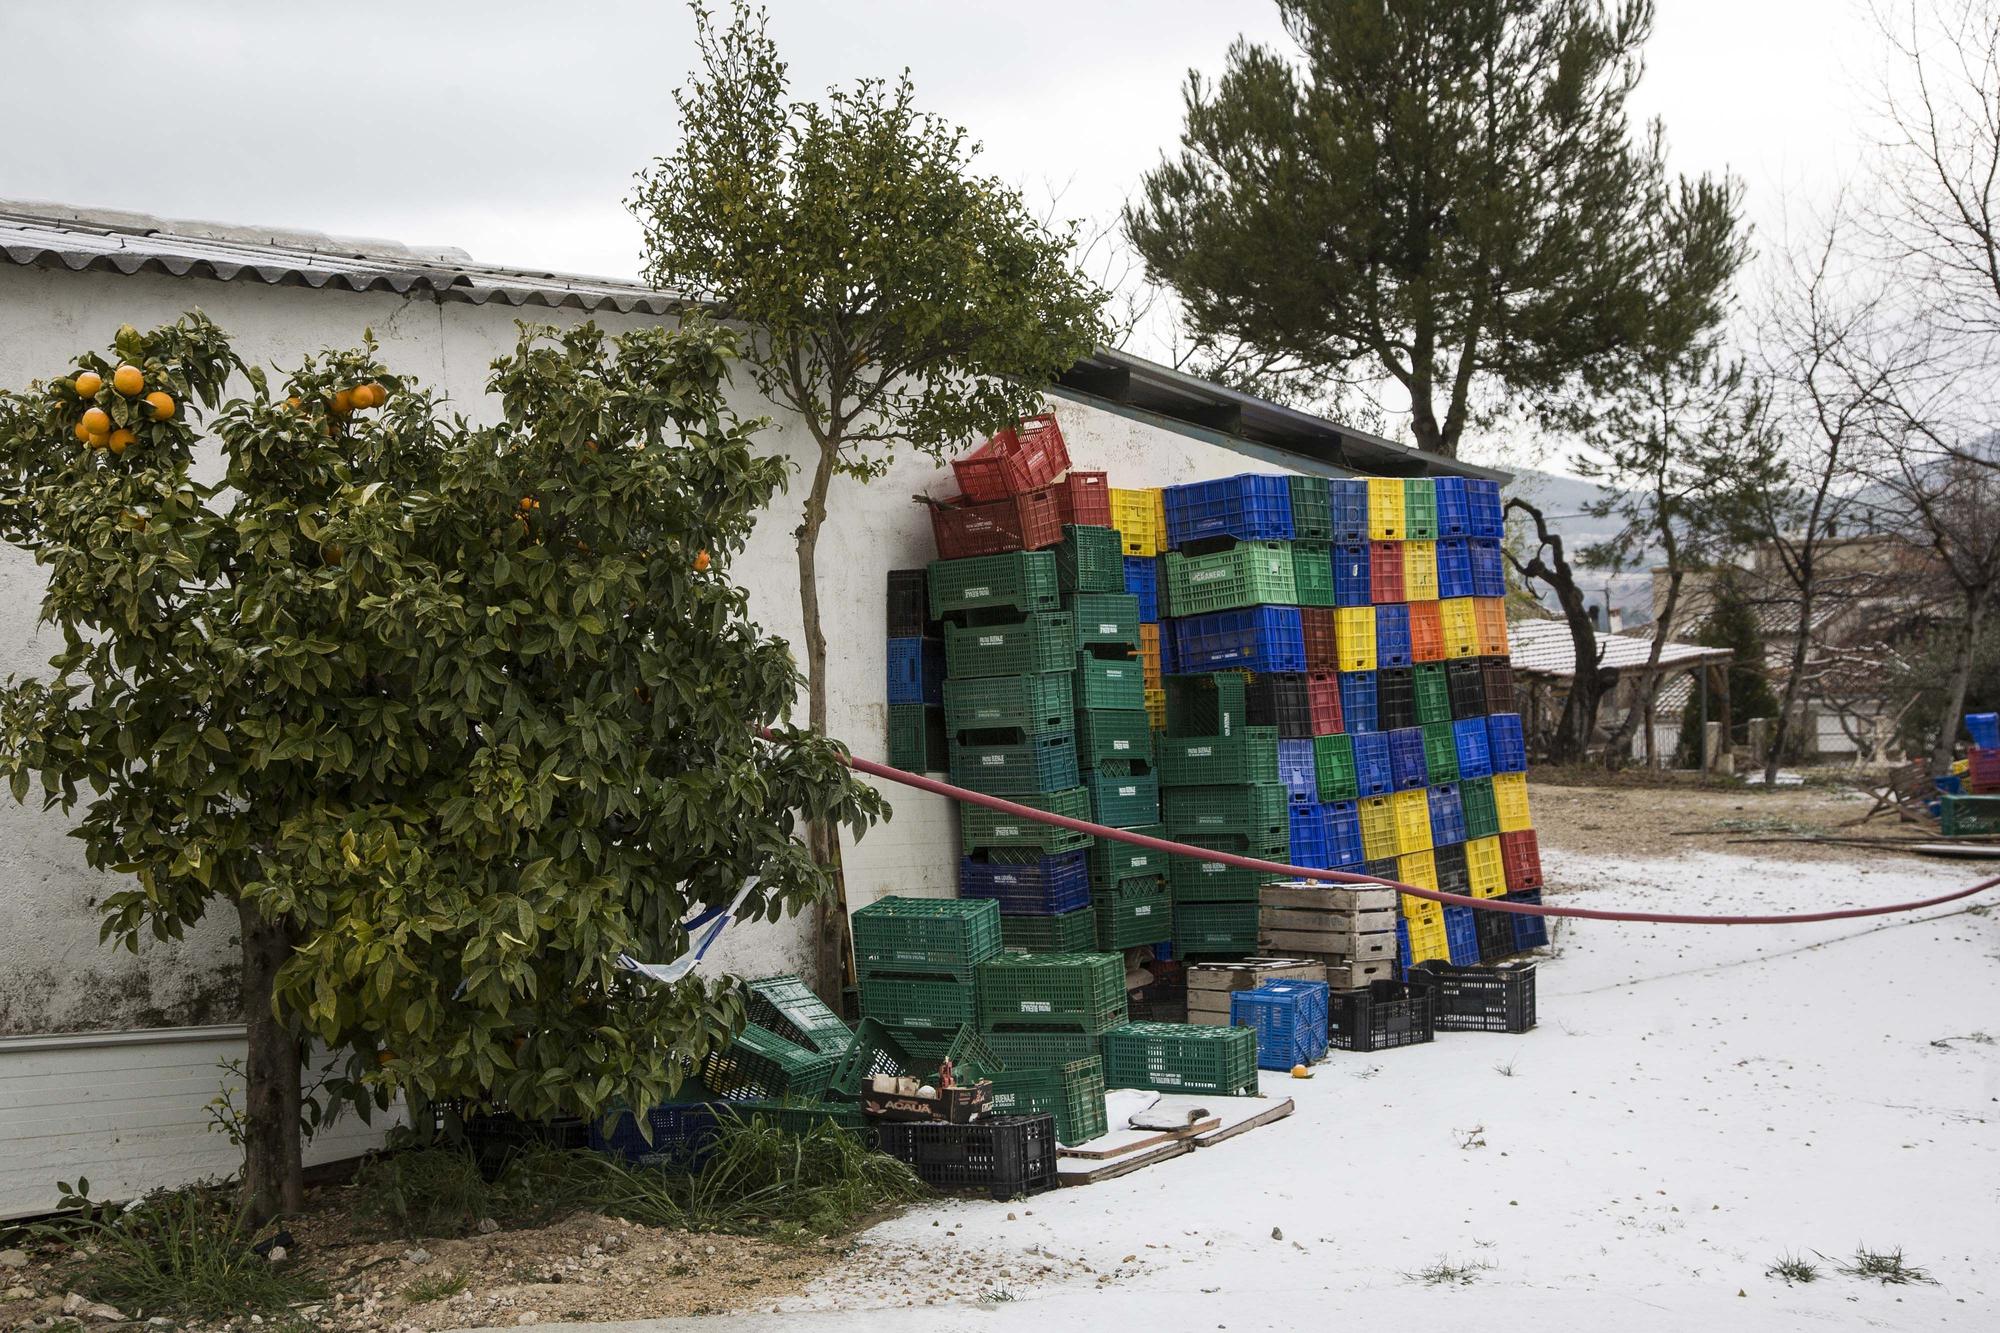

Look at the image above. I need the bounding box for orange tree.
[0,313,883,1223]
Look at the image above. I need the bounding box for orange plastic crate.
[1409,600,1445,663]
[1474,598,1510,656]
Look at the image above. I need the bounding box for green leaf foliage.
[0,312,886,1126]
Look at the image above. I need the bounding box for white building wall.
[0,261,1358,1211]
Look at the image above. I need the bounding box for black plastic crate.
[1405,961,1536,1033]
[888,568,932,637]
[1473,906,1517,962]
[1432,842,1470,895]
[1480,657,1515,714]
[1447,660,1487,719]
[1246,674,1313,739]
[432,1100,591,1179]
[873,1113,1060,1200]
[1326,981,1435,1052]
[1377,667,1417,732]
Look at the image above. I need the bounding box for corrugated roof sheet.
[0,200,682,316]
[1509,617,1732,678]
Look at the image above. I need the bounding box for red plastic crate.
[1056,471,1111,528]
[1370,541,1405,604]
[953,414,1070,501]
[1301,607,1340,673]
[1409,600,1445,663]
[926,485,1065,560]
[1307,672,1344,736]
[1499,829,1543,891]
[1968,748,2000,794]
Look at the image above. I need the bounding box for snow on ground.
[491,848,2000,1332]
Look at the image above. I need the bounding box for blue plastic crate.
[1467,480,1504,538]
[1427,783,1466,847]
[1434,477,1472,537]
[1396,917,1411,977]
[1277,739,1317,801]
[590,1102,723,1167]
[887,636,945,705]
[1159,616,1179,674]
[1162,474,1295,548]
[1340,670,1379,734]
[1352,731,1394,797]
[1968,712,2000,749]
[1325,798,1364,866]
[1124,557,1160,623]
[1375,604,1412,668]
[1435,538,1474,599]
[1453,717,1493,780]
[1469,538,1507,598]
[1443,905,1479,965]
[1387,727,1429,790]
[1486,713,1527,772]
[1333,542,1372,607]
[1231,980,1330,1069]
[1172,607,1307,674]
[959,850,1091,915]
[1330,478,1370,542]
[1505,890,1549,950]
[1288,800,1333,869]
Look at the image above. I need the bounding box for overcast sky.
[0,0,1892,463]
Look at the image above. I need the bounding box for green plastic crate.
[1085,769,1160,829]
[1420,720,1460,784]
[1290,540,1336,607]
[1163,541,1298,616]
[987,1056,1109,1146]
[1055,525,1125,594]
[857,973,979,1030]
[944,612,1076,679]
[1074,654,1146,710]
[1169,851,1279,903]
[852,896,1003,976]
[1094,876,1172,949]
[1413,662,1451,725]
[829,1017,1002,1095]
[875,1023,1005,1083]
[702,1024,837,1102]
[1941,794,2000,836]
[1403,478,1438,540]
[1089,826,1166,884]
[1460,775,1500,841]
[1067,592,1142,652]
[977,952,1128,1032]
[979,1030,1104,1069]
[1102,1021,1258,1095]
[1314,733,1357,801]
[929,550,1061,620]
[887,703,946,773]
[960,785,1094,854]
[943,671,1074,736]
[724,1098,870,1139]
[1157,726,1280,787]
[744,975,854,1056]
[1172,901,1262,956]
[948,730,1080,796]
[1075,708,1153,767]
[1290,474,1334,541]
[1001,907,1098,954]
[1164,672,1249,736]
[1161,783,1288,837]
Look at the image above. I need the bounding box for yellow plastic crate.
[1402,894,1444,924]
[1367,478,1405,541]
[1138,623,1162,689]
[1391,787,1433,855]
[1407,915,1450,963]
[1403,540,1439,601]
[1465,835,1507,897]
[1440,598,1480,658]
[1111,488,1161,556]
[1474,598,1510,656]
[1334,605,1378,672]
[1359,795,1399,861]
[1154,490,1168,549]
[1398,849,1438,893]
[1493,771,1532,833]
[1144,686,1167,730]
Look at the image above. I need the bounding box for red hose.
[833,750,2000,926]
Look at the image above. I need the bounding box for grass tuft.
[1766,1253,1819,1284]
[1406,1256,1494,1286]
[403,1269,471,1303]
[1834,1246,1935,1286]
[354,1147,492,1238]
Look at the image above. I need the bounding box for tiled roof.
[1508,617,1733,678]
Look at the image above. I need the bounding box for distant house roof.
[1509,618,1733,679]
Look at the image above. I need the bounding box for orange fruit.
[330,389,354,415]
[376,1049,395,1065]
[107,429,136,455]
[285,395,303,412]
[74,371,103,397]
[694,549,711,573]
[81,406,111,436]
[144,391,175,421]
[323,543,346,566]
[112,364,145,397]
[73,421,93,444]
[359,383,387,408]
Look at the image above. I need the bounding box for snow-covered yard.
[496,842,1999,1332]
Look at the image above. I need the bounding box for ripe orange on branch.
[112,364,145,397]
[81,406,110,436]
[144,391,176,421]
[73,371,103,397]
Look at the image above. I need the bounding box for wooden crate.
[1261,880,1398,913]
[1260,923,1396,959]
[1187,957,1325,1026]
[1260,881,1398,957]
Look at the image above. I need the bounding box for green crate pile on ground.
[852,895,1001,1044]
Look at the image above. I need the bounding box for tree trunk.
[1765,585,1815,784]
[1505,498,1600,762]
[1603,569,1683,769]
[796,438,853,1009]
[238,897,303,1227]
[1930,590,1990,772]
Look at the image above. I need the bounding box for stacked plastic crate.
[885,568,947,774]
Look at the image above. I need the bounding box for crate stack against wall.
[885,567,948,774]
